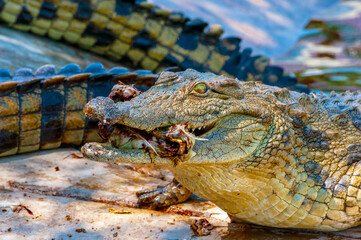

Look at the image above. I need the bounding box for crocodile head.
[81,69,283,166]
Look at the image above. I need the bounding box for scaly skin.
[0,63,157,156]
[83,69,361,231]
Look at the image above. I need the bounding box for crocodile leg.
[136,178,192,209]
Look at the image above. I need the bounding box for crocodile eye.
[193,83,208,94]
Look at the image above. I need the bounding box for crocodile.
[82,69,361,231]
[0,0,307,92]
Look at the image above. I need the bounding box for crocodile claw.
[136,178,192,210]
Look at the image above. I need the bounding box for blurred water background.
[151,0,340,57]
[152,0,361,91]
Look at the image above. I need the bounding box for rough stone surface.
[0,149,229,239]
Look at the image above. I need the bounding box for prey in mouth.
[107,123,211,159]
[82,79,212,165]
[81,69,268,167]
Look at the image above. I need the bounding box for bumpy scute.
[0,63,157,157]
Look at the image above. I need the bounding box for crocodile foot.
[136,178,192,209]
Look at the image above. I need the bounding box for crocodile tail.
[0,63,157,157]
[0,0,307,92]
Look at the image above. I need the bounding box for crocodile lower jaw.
[81,142,174,164]
[82,123,198,165]
[81,142,196,165]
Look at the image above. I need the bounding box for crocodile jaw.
[81,123,199,165]
[81,142,175,165]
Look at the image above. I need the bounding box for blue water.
[151,0,341,57]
